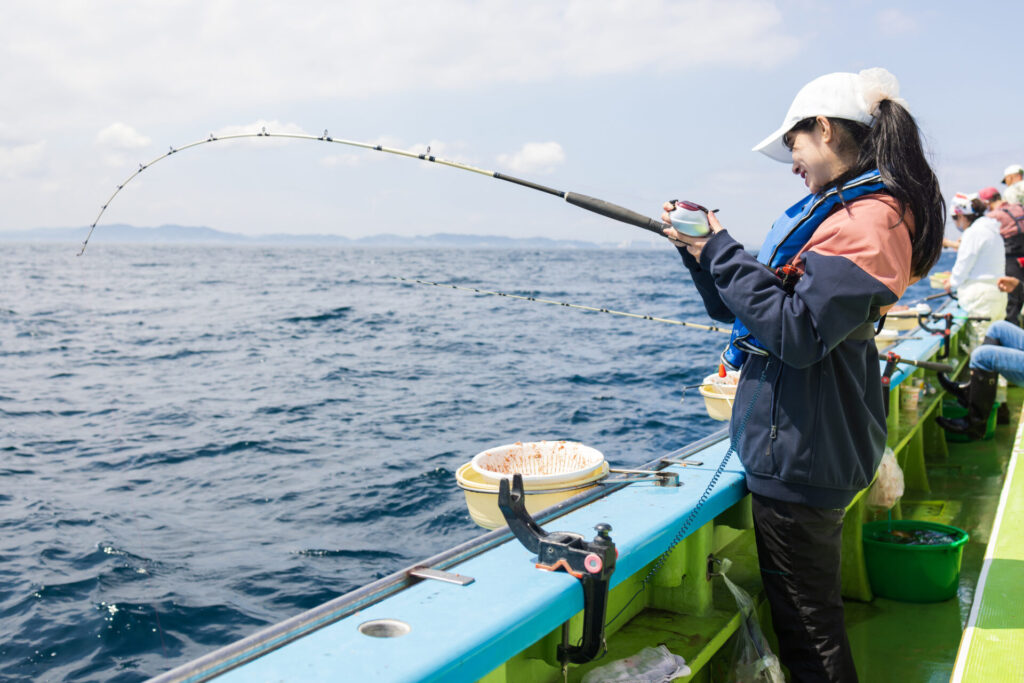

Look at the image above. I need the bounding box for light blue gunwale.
[213,442,745,682]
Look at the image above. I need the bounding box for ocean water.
[0,243,945,681]
[0,243,733,681]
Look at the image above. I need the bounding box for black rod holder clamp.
[882,351,900,417]
[940,313,954,359]
[497,474,616,665]
[918,312,954,359]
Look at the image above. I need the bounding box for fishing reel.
[497,474,616,665]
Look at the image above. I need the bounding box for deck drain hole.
[358,619,411,638]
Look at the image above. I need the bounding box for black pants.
[751,494,858,683]
[1005,255,1024,327]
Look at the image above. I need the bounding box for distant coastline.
[0,224,659,250]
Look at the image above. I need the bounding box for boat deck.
[847,386,1024,682]
[949,391,1024,681]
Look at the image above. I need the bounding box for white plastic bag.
[581,644,691,683]
[717,559,785,683]
[866,447,904,510]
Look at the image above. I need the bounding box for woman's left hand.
[661,206,724,260]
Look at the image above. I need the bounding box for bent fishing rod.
[81,127,669,255]
[395,277,957,373]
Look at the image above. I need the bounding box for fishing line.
[391,276,731,334]
[603,360,772,631]
[393,276,960,373]
[80,127,669,255]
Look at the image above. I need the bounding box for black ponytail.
[827,101,945,279]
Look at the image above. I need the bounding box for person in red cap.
[978,186,1024,325]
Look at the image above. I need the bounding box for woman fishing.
[662,68,944,682]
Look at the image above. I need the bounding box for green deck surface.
[845,386,1023,682]
[950,393,1024,681]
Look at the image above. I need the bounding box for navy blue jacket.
[682,194,914,508]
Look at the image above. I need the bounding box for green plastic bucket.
[862,520,969,602]
[942,399,998,442]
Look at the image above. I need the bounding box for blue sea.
[0,243,943,681]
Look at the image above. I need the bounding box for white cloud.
[0,0,805,235]
[0,140,46,179]
[497,142,565,174]
[321,136,474,169]
[95,122,151,150]
[0,1,799,130]
[209,120,311,147]
[212,120,309,138]
[321,134,403,166]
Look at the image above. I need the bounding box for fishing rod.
[391,276,730,334]
[882,355,955,373]
[80,127,669,255]
[907,291,952,305]
[895,292,993,320]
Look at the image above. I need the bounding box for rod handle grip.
[564,192,666,235]
[905,359,956,374]
[876,355,955,374]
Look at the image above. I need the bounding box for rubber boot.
[939,336,1001,408]
[998,402,1010,425]
[936,372,969,408]
[936,368,999,440]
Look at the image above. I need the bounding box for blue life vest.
[722,169,887,370]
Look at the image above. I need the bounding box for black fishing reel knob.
[595,523,612,538]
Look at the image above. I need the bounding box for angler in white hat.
[662,69,945,682]
[943,192,1007,342]
[1003,163,1024,206]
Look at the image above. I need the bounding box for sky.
[3,0,1023,247]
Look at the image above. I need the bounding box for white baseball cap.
[1003,164,1024,183]
[950,192,979,217]
[753,68,907,163]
